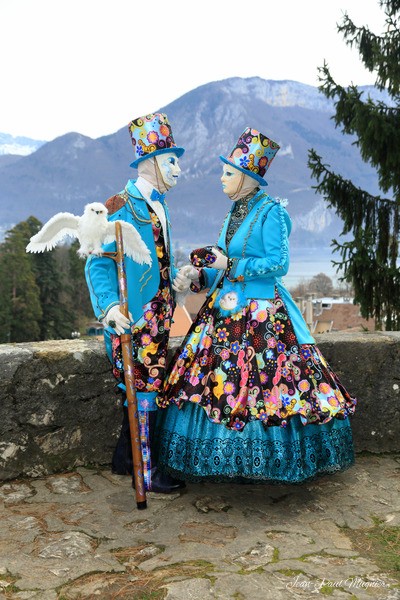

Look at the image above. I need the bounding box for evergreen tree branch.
[308,149,396,214]
[379,0,400,17]
[338,10,400,94]
[317,63,400,194]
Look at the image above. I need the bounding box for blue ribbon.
[150,188,166,204]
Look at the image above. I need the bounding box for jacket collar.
[133,177,166,204]
[219,189,270,252]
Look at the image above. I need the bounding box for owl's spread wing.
[26,213,80,253]
[104,221,152,265]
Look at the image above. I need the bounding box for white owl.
[26,202,152,265]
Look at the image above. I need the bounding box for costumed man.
[85,112,191,493]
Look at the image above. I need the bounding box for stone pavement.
[0,455,399,600]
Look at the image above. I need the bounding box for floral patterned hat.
[128,113,185,168]
[220,127,280,186]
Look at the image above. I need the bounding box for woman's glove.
[190,246,228,269]
[209,247,228,270]
[104,305,132,335]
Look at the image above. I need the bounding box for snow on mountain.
[0,133,47,156]
[179,77,392,115]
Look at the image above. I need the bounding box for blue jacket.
[85,179,178,333]
[202,191,315,345]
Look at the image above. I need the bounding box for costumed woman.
[156,127,357,484]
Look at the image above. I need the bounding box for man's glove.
[172,265,200,292]
[104,305,132,335]
[209,247,228,270]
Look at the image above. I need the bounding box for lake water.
[285,247,341,287]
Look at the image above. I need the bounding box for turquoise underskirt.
[156,403,355,484]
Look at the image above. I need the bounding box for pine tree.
[0,225,42,342]
[12,217,77,340]
[34,248,76,340]
[0,217,83,343]
[65,240,94,332]
[308,0,400,330]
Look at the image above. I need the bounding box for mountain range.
[0,77,383,254]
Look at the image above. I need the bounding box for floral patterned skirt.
[110,286,174,407]
[156,287,356,483]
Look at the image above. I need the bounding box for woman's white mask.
[221,163,243,197]
[220,163,259,201]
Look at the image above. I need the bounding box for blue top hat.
[220,127,280,186]
[128,113,185,168]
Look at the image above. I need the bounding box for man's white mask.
[155,152,181,188]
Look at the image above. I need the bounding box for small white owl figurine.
[26,202,152,265]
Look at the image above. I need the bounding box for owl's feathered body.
[26,202,152,265]
[75,202,110,257]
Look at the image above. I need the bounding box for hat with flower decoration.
[128,113,185,168]
[220,127,280,186]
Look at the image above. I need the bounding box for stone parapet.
[0,333,399,481]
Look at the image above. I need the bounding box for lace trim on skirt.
[156,402,355,484]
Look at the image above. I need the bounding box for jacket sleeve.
[85,250,119,321]
[226,203,290,282]
[84,207,126,321]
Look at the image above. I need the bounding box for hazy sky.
[0,0,386,141]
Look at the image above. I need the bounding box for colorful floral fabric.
[220,127,280,185]
[128,113,185,168]
[162,288,357,430]
[111,206,175,402]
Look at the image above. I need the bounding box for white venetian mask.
[220,163,243,198]
[155,152,181,188]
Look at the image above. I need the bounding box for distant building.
[86,321,104,337]
[294,296,374,334]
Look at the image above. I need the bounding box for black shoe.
[132,466,185,494]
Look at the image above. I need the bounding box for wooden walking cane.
[104,221,147,510]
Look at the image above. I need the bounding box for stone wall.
[0,332,399,481]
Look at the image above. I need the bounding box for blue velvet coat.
[202,190,315,345]
[85,179,178,333]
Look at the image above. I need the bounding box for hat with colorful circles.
[128,113,185,168]
[220,127,280,186]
